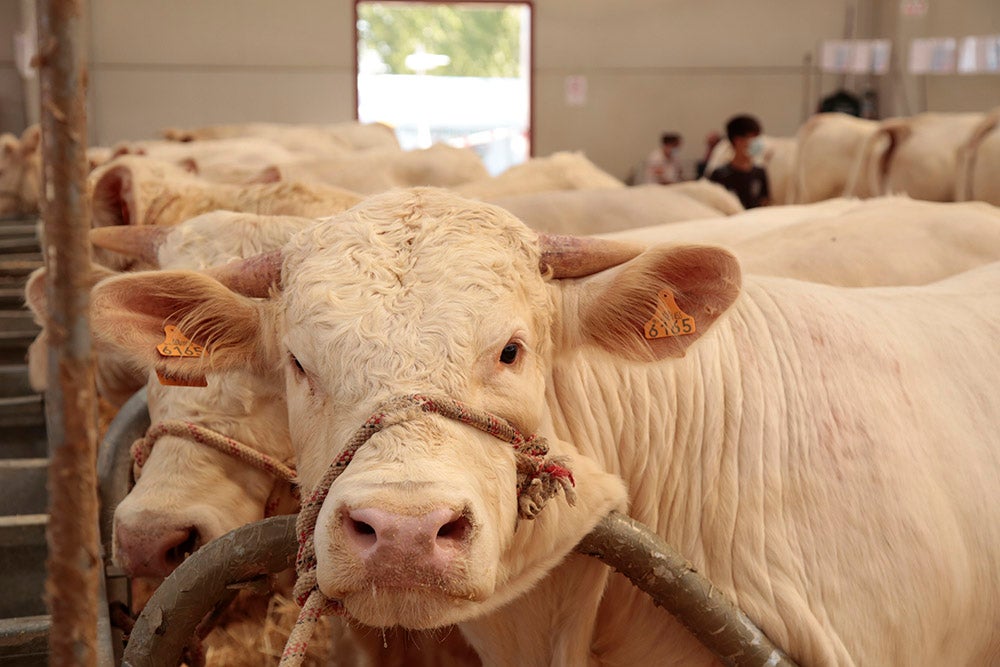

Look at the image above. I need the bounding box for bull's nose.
[343,507,472,570]
[115,522,201,578]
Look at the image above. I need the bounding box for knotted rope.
[279,394,576,667]
[130,420,298,485]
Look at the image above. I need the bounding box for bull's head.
[90,187,740,628]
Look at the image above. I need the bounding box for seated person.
[708,115,770,208]
[639,132,683,185]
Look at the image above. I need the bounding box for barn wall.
[87,0,357,145]
[532,0,862,180]
[875,0,1000,118]
[4,0,996,181]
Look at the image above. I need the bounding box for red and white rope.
[279,394,576,667]
[130,420,298,484]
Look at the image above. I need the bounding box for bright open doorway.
[355,1,533,175]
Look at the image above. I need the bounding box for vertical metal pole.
[35,1,99,666]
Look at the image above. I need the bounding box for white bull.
[251,143,490,194]
[787,113,879,204]
[88,156,361,268]
[90,214,479,665]
[90,188,1000,666]
[955,106,1000,206]
[845,112,984,201]
[160,120,401,153]
[605,197,1000,287]
[454,151,624,199]
[489,183,738,235]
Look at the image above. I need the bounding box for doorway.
[355,1,533,175]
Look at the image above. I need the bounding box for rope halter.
[130,420,299,515]
[279,394,576,667]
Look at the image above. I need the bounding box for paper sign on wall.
[565,75,587,107]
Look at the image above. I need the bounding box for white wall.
[4,0,997,181]
[87,0,357,143]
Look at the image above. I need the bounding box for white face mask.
[748,137,764,158]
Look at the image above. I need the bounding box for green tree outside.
[358,3,523,78]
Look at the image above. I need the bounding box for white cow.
[110,136,303,184]
[0,125,123,216]
[955,106,1000,206]
[90,188,1000,666]
[88,156,362,268]
[91,213,479,666]
[489,183,737,235]
[251,143,490,194]
[606,197,1000,287]
[0,126,41,216]
[845,112,984,201]
[161,121,401,153]
[454,151,624,199]
[788,113,879,204]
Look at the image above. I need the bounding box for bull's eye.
[290,353,305,376]
[499,342,520,365]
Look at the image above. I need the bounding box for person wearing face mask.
[638,132,684,185]
[708,114,770,208]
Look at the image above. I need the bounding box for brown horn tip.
[538,234,645,278]
[206,250,283,298]
[89,225,171,267]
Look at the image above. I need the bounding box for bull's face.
[0,132,40,216]
[281,191,555,627]
[89,186,741,629]
[113,371,296,579]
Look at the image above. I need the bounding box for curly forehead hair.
[282,185,553,344]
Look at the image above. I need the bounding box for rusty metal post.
[35,0,100,665]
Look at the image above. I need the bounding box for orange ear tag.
[644,290,696,340]
[156,369,208,387]
[155,325,207,387]
[156,325,204,358]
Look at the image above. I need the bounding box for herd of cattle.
[7,111,1000,666]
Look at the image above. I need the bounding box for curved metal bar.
[97,388,149,560]
[122,512,796,667]
[97,388,150,665]
[575,511,798,667]
[121,515,296,667]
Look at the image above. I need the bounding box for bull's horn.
[206,249,283,298]
[89,225,171,267]
[538,234,644,278]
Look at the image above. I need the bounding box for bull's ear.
[560,245,741,362]
[24,264,117,322]
[20,125,41,155]
[90,270,279,380]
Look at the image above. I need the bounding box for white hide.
[454,151,624,199]
[788,113,879,204]
[846,112,984,201]
[489,183,734,236]
[604,196,1000,287]
[89,188,1000,666]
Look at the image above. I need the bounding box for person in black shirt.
[708,115,770,209]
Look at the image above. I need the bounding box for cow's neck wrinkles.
[547,282,810,572]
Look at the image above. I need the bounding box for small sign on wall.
[565,75,587,107]
[900,0,929,18]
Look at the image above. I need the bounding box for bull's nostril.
[352,520,375,536]
[164,527,199,568]
[436,515,471,542]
